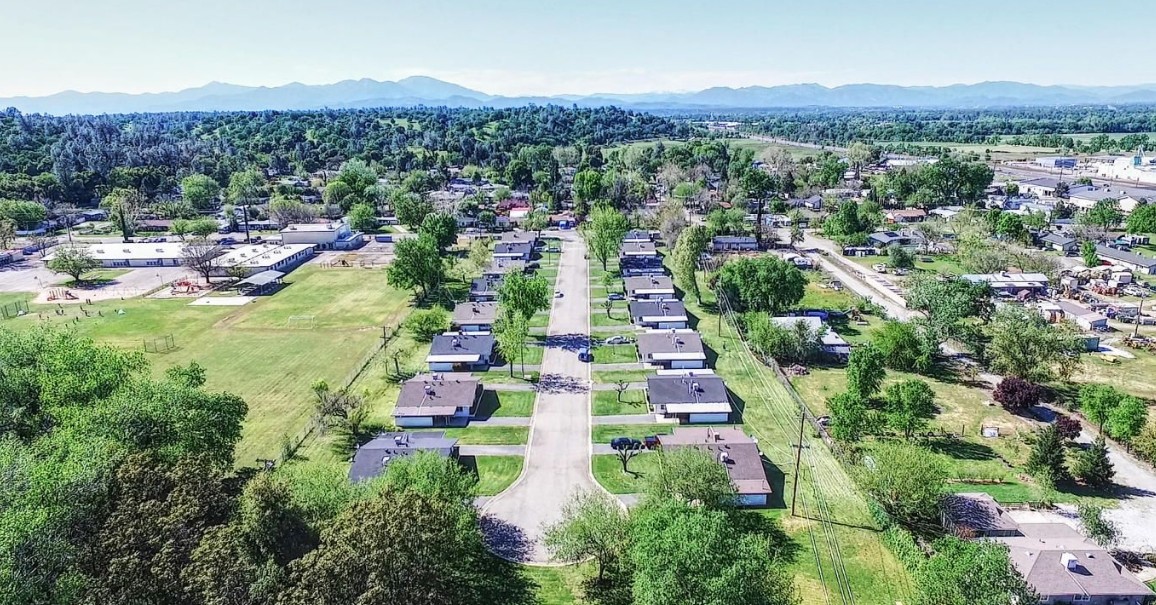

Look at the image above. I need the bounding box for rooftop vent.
[1061,552,1078,571]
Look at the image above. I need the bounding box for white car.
[872,263,888,273]
[604,335,631,345]
[554,290,564,298]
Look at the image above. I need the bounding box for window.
[1072,595,1090,603]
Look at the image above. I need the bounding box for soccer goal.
[286,315,316,329]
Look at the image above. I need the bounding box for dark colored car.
[577,347,592,362]
[610,437,641,451]
[642,435,661,450]
[608,292,625,301]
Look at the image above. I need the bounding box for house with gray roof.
[636,329,706,369]
[646,374,731,423]
[620,255,666,276]
[499,231,538,245]
[620,241,658,257]
[426,334,496,372]
[1096,245,1156,274]
[348,431,459,482]
[659,427,772,506]
[392,374,483,427]
[494,241,533,261]
[712,235,757,252]
[623,229,652,243]
[482,258,528,277]
[625,275,676,301]
[469,276,504,301]
[452,302,499,332]
[629,300,689,330]
[1038,231,1078,254]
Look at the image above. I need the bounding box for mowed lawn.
[5,265,416,465]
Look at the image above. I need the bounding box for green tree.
[1125,203,1156,234]
[915,537,1036,605]
[846,343,886,399]
[986,305,1083,382]
[1081,239,1100,268]
[828,391,874,442]
[882,379,936,439]
[386,235,445,301]
[1108,394,1148,443]
[0,218,14,250]
[583,204,629,271]
[1078,384,1135,433]
[467,238,491,274]
[1071,437,1115,489]
[886,244,915,269]
[497,272,551,323]
[716,256,806,314]
[0,199,47,230]
[744,314,821,365]
[403,308,450,342]
[572,169,603,205]
[346,202,376,232]
[1086,198,1122,229]
[644,447,737,509]
[268,197,318,227]
[705,207,748,236]
[277,488,528,605]
[1027,424,1069,487]
[628,499,797,605]
[505,159,533,190]
[857,442,946,530]
[45,246,100,283]
[181,174,222,210]
[418,212,458,252]
[392,192,433,229]
[493,308,529,376]
[522,209,548,238]
[905,272,993,348]
[542,490,628,582]
[227,170,265,242]
[872,320,934,374]
[376,450,478,506]
[671,224,710,304]
[1076,503,1118,547]
[741,169,777,248]
[101,187,144,243]
[847,141,876,179]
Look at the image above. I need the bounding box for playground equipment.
[47,289,78,301]
[170,279,204,295]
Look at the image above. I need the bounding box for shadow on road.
[537,373,588,393]
[544,333,589,352]
[480,515,534,562]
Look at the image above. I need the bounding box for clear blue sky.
[2,0,1152,97]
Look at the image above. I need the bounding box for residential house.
[482,258,528,278]
[770,316,851,358]
[659,427,772,507]
[781,252,813,269]
[1096,245,1156,275]
[629,300,689,330]
[494,241,533,261]
[623,229,652,243]
[787,194,823,210]
[961,272,1050,295]
[884,208,927,224]
[646,374,732,423]
[636,329,707,370]
[452,302,499,332]
[625,275,676,301]
[280,221,364,250]
[500,230,538,245]
[620,241,658,257]
[348,432,459,482]
[619,255,666,277]
[943,494,1152,605]
[1039,300,1109,332]
[929,205,963,219]
[426,333,496,372]
[867,231,913,248]
[1017,177,1063,198]
[1038,231,1078,254]
[712,235,757,252]
[392,374,483,427]
[469,276,504,302]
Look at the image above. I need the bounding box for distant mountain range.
[6,77,1156,115]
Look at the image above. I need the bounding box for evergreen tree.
[1071,437,1115,489]
[1027,424,1069,487]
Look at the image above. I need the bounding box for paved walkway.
[590,362,644,371]
[591,381,646,391]
[481,232,598,563]
[469,417,531,427]
[460,445,526,456]
[484,382,537,392]
[591,414,658,425]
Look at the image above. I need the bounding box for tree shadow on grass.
[580,566,634,605]
[479,515,534,563]
[925,438,998,461]
[472,391,502,420]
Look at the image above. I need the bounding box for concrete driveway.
[481,231,599,563]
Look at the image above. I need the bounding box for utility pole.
[790,402,806,517]
[1134,295,1145,338]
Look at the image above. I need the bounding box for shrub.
[1054,414,1081,441]
[992,377,1041,410]
[403,308,450,342]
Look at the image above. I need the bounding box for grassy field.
[880,140,1060,161]
[592,343,637,364]
[591,424,673,443]
[592,453,661,494]
[5,265,414,465]
[471,456,524,496]
[441,426,529,445]
[592,390,647,415]
[591,310,631,327]
[607,137,831,160]
[476,390,537,417]
[591,369,651,384]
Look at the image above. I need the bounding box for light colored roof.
[426,354,482,363]
[281,222,341,232]
[217,244,315,268]
[1096,245,1156,268]
[660,402,732,414]
[49,242,187,261]
[394,374,480,417]
[236,270,285,287]
[961,272,1050,287]
[996,525,1154,598]
[452,302,499,325]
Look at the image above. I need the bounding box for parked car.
[872,263,888,273]
[603,335,631,345]
[642,435,661,450]
[577,347,592,362]
[218,237,236,246]
[610,437,642,451]
[607,292,625,301]
[554,290,564,298]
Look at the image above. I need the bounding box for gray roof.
[1039,231,1076,246]
[629,300,688,320]
[659,427,771,496]
[620,241,658,255]
[470,276,504,295]
[868,231,909,245]
[494,241,533,255]
[429,333,495,357]
[236,269,285,287]
[484,259,527,275]
[1096,245,1156,268]
[394,374,482,418]
[348,431,459,482]
[636,330,705,360]
[624,229,651,241]
[712,235,756,245]
[998,524,1154,598]
[646,374,729,405]
[625,275,675,295]
[620,256,665,272]
[500,231,537,243]
[943,493,1020,535]
[452,302,499,326]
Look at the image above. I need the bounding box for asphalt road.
[480,231,598,563]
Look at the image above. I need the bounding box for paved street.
[481,231,598,563]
